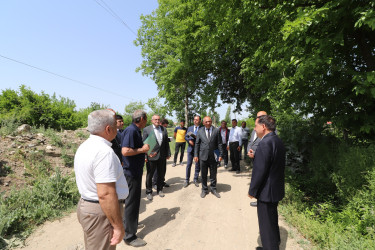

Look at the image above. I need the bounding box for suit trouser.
[185,151,200,182]
[174,142,186,163]
[257,200,280,250]
[229,141,240,170]
[221,143,228,165]
[200,155,217,192]
[77,198,124,250]
[123,174,142,241]
[242,139,248,159]
[146,158,166,194]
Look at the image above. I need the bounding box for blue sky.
[0,0,248,122]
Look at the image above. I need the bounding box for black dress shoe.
[200,191,208,198]
[193,181,199,187]
[183,181,189,188]
[229,168,236,171]
[211,190,221,198]
[255,247,263,250]
[163,183,170,187]
[236,170,240,174]
[250,201,257,207]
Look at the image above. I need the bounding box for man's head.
[115,114,124,130]
[151,115,161,127]
[241,121,246,128]
[232,119,238,128]
[180,119,185,127]
[132,110,147,129]
[203,116,212,129]
[161,118,169,128]
[256,111,267,121]
[221,120,227,129]
[193,115,201,127]
[87,109,117,141]
[254,115,276,138]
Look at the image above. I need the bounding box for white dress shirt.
[228,126,242,146]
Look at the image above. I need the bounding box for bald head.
[257,111,267,117]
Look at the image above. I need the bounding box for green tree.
[136,0,218,123]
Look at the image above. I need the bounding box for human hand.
[218,157,222,162]
[248,194,255,199]
[142,144,150,153]
[110,227,125,245]
[167,156,170,160]
[237,146,241,151]
[194,157,198,162]
[248,149,254,158]
[149,152,157,158]
[189,140,194,146]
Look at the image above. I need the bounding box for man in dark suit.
[248,115,285,250]
[143,115,171,201]
[219,120,230,168]
[194,116,223,198]
[247,110,268,207]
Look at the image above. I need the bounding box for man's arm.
[194,131,201,162]
[173,127,177,139]
[122,145,149,156]
[97,182,124,246]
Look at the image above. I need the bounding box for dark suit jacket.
[185,125,202,153]
[194,126,223,162]
[249,131,286,203]
[247,130,260,154]
[219,127,230,144]
[142,125,171,161]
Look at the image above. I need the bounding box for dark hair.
[242,121,246,125]
[115,114,123,120]
[221,120,227,123]
[161,118,169,125]
[194,115,201,121]
[132,110,147,123]
[232,119,237,122]
[257,115,276,131]
[180,119,185,122]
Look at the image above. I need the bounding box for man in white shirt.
[75,109,129,250]
[227,119,242,174]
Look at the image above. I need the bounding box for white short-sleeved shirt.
[74,134,129,201]
[228,126,243,146]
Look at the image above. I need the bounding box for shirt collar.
[89,134,112,146]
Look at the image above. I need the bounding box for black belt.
[82,198,99,203]
[229,141,239,144]
[82,198,125,204]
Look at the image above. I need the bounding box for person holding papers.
[143,115,171,201]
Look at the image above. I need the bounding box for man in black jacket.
[194,116,223,198]
[248,115,285,250]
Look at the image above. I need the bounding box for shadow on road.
[138,207,181,238]
[256,226,289,249]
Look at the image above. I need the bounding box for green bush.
[0,170,79,238]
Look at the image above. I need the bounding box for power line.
[0,53,136,101]
[93,0,137,36]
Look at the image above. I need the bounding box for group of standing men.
[74,108,286,250]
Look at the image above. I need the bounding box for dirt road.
[16,158,308,250]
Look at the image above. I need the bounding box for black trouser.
[174,142,186,163]
[146,158,166,194]
[221,143,228,165]
[200,155,217,192]
[123,174,142,241]
[229,141,240,170]
[257,200,280,250]
[242,139,248,159]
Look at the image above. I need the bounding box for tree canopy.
[136,0,375,139]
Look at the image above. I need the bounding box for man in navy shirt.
[121,110,149,247]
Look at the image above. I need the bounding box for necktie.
[207,128,211,140]
[194,126,197,135]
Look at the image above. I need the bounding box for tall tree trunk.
[184,82,189,125]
